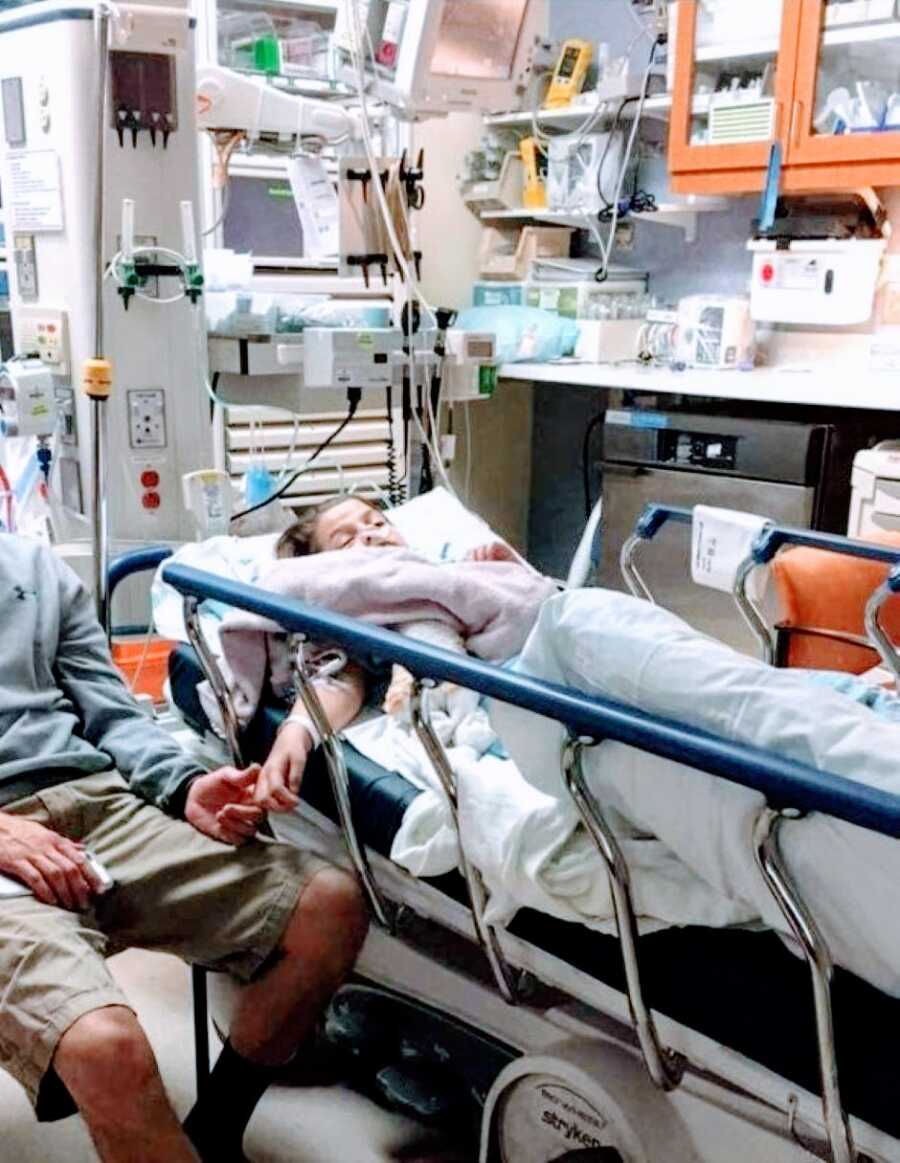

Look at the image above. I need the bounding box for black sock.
[183,1040,282,1162]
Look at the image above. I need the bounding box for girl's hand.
[253,721,313,813]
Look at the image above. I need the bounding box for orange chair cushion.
[771,531,900,673]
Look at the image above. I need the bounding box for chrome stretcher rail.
[869,564,900,691]
[620,504,692,602]
[162,562,900,1163]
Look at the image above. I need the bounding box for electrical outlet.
[16,307,70,374]
[128,389,167,450]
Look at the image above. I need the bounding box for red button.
[142,491,161,510]
[141,469,160,488]
[761,262,775,284]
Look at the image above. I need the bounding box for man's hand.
[465,542,518,563]
[254,721,313,814]
[0,815,105,910]
[185,766,266,846]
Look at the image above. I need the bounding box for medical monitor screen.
[430,0,530,81]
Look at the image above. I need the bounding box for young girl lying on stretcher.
[249,495,528,815]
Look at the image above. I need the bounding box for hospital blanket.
[215,548,557,726]
[504,590,900,998]
[349,589,900,998]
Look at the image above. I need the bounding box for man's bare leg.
[182,866,368,1160]
[230,865,369,1064]
[53,1005,199,1163]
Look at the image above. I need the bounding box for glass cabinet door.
[216,0,338,88]
[790,0,900,167]
[669,0,802,187]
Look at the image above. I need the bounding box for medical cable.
[202,130,244,238]
[582,410,605,518]
[348,4,434,324]
[204,371,229,412]
[384,382,403,505]
[278,415,302,486]
[105,244,195,304]
[463,401,473,504]
[230,388,362,522]
[592,35,661,283]
[349,2,458,497]
[352,5,457,495]
[0,463,14,532]
[126,599,157,696]
[349,4,449,491]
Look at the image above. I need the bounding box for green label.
[267,185,293,199]
[479,366,497,397]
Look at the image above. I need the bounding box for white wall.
[412,111,534,548]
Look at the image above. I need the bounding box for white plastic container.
[849,442,900,537]
[748,237,887,326]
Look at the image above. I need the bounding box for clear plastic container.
[218,11,280,74]
[280,19,329,76]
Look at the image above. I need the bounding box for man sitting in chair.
[0,534,369,1163]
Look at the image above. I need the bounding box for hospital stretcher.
[112,529,900,1163]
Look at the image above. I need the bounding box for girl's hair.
[276,495,384,558]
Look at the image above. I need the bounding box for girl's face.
[314,499,406,552]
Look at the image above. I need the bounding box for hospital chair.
[622,502,900,681]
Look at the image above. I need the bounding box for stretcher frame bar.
[410,680,519,1004]
[290,635,392,930]
[564,735,685,1093]
[754,809,855,1163]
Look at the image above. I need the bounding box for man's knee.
[54,1006,159,1119]
[283,866,368,961]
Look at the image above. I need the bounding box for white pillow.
[387,487,498,562]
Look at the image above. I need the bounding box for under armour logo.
[12,585,37,601]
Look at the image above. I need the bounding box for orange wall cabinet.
[669,0,900,195]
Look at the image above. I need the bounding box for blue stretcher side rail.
[108,546,172,602]
[162,561,900,842]
[634,501,900,568]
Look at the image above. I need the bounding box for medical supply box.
[524,274,648,319]
[472,282,525,308]
[849,442,900,538]
[478,226,573,282]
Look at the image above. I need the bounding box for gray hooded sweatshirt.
[0,535,203,812]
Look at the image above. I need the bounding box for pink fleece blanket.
[217,547,558,724]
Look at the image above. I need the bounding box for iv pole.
[86,6,113,631]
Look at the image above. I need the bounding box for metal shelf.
[226,66,351,97]
[484,93,673,131]
[480,198,729,241]
[221,0,338,13]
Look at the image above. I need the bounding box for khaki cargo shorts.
[0,770,330,1120]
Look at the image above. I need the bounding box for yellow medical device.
[543,38,592,109]
[519,137,547,210]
